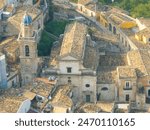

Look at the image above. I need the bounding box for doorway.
[86,95,91,102]
[148,90,150,97]
[126,94,130,102]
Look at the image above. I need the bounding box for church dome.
[22,12,32,26]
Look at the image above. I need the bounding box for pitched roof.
[136,28,150,37]
[78,0,92,5]
[0,0,5,9]
[51,85,73,108]
[139,18,150,28]
[59,22,87,59]
[117,66,137,79]
[0,88,29,113]
[127,50,147,77]
[139,50,150,76]
[83,43,97,70]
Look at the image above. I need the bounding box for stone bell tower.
[18,12,38,85]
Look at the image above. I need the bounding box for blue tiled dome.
[23,13,32,26]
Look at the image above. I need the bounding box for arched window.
[85,84,90,88]
[25,45,30,56]
[101,87,108,91]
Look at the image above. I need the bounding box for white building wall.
[17,99,31,113]
[57,56,97,103]
[81,76,97,103]
[0,54,7,88]
[58,60,81,75]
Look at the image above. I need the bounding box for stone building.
[46,22,98,103]
[0,53,7,88]
[77,0,97,18]
[18,12,39,85]
[117,66,137,102]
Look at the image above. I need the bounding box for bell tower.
[18,12,38,85]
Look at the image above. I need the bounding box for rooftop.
[108,13,133,26]
[3,38,19,54]
[117,66,137,79]
[99,54,127,67]
[77,103,101,113]
[0,87,30,113]
[49,41,62,67]
[77,102,114,113]
[138,18,150,28]
[22,12,33,26]
[83,39,98,70]
[0,0,5,9]
[78,0,92,5]
[127,50,147,77]
[97,69,117,84]
[31,78,56,98]
[119,25,150,50]
[7,5,41,31]
[97,53,127,83]
[139,50,150,76]
[4,5,14,12]
[136,28,150,37]
[51,85,73,108]
[0,77,56,113]
[59,22,87,59]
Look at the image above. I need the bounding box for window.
[25,45,30,56]
[86,95,91,102]
[3,25,7,32]
[148,90,150,97]
[85,84,90,88]
[126,94,130,102]
[101,87,108,91]
[68,77,71,84]
[67,67,72,73]
[97,93,100,101]
[68,80,71,83]
[12,80,15,87]
[125,81,130,88]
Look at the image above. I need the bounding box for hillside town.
[0,0,150,113]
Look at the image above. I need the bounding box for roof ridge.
[137,50,148,76]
